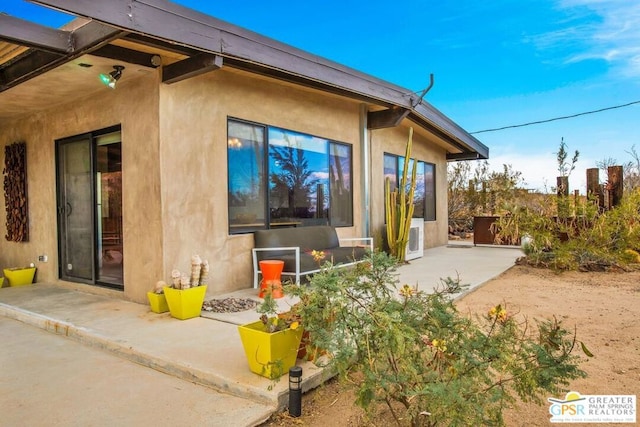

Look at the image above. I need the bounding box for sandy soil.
[262,265,640,426]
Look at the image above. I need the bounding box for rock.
[202,298,258,313]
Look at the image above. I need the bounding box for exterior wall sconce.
[99,65,125,89]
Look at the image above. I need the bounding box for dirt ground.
[262,264,640,426]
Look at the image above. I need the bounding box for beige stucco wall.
[0,72,163,303]
[369,125,449,249]
[1,63,451,304]
[158,68,365,296]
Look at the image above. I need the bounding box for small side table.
[258,260,285,299]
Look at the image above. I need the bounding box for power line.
[470,99,640,134]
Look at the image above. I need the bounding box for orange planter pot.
[259,260,284,299]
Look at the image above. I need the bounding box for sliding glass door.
[57,136,94,281]
[56,127,123,288]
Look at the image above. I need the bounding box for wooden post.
[556,176,570,218]
[586,168,602,210]
[607,166,623,208]
[556,176,569,196]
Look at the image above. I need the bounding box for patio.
[0,243,522,424]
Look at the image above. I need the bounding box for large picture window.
[228,119,353,233]
[383,153,436,221]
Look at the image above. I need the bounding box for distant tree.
[447,161,473,232]
[555,138,579,216]
[597,145,640,193]
[556,137,580,178]
[270,145,318,216]
[447,161,524,233]
[624,145,640,191]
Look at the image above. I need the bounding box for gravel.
[202,298,258,313]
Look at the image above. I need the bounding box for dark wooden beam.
[0,15,118,53]
[123,33,199,57]
[162,53,222,84]
[31,0,224,53]
[91,44,161,68]
[29,0,408,105]
[71,20,125,51]
[0,50,64,90]
[0,14,70,53]
[367,107,410,129]
[0,21,124,92]
[446,152,482,161]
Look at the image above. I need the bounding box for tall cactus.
[385,128,417,262]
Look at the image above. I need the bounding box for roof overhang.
[1,0,488,160]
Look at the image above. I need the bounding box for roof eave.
[27,0,488,158]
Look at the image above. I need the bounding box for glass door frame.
[55,125,123,290]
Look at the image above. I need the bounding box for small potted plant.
[237,289,303,379]
[147,281,169,313]
[163,255,209,320]
[3,264,37,287]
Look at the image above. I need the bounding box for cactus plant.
[385,128,417,262]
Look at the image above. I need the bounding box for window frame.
[227,118,353,234]
[383,152,436,222]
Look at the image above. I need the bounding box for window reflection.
[384,153,436,221]
[329,143,352,226]
[227,121,266,232]
[269,128,328,227]
[227,119,353,233]
[424,163,436,221]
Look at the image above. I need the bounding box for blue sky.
[4,0,640,191]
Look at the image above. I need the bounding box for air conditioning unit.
[405,218,424,260]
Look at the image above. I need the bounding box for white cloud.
[486,151,596,193]
[539,1,640,77]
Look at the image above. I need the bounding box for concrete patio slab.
[0,243,521,426]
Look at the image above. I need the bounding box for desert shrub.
[498,189,640,271]
[288,252,588,427]
[447,161,525,234]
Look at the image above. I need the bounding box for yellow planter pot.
[238,321,303,379]
[3,267,36,287]
[163,285,207,320]
[147,292,169,314]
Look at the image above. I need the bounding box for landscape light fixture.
[99,65,125,89]
[288,366,302,417]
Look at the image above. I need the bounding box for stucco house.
[0,0,488,303]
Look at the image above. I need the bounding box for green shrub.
[495,189,640,271]
[288,252,588,427]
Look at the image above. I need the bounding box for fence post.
[556,176,570,218]
[586,168,602,211]
[607,166,624,208]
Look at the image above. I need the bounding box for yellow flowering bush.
[289,251,590,427]
[256,292,298,333]
[311,249,326,263]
